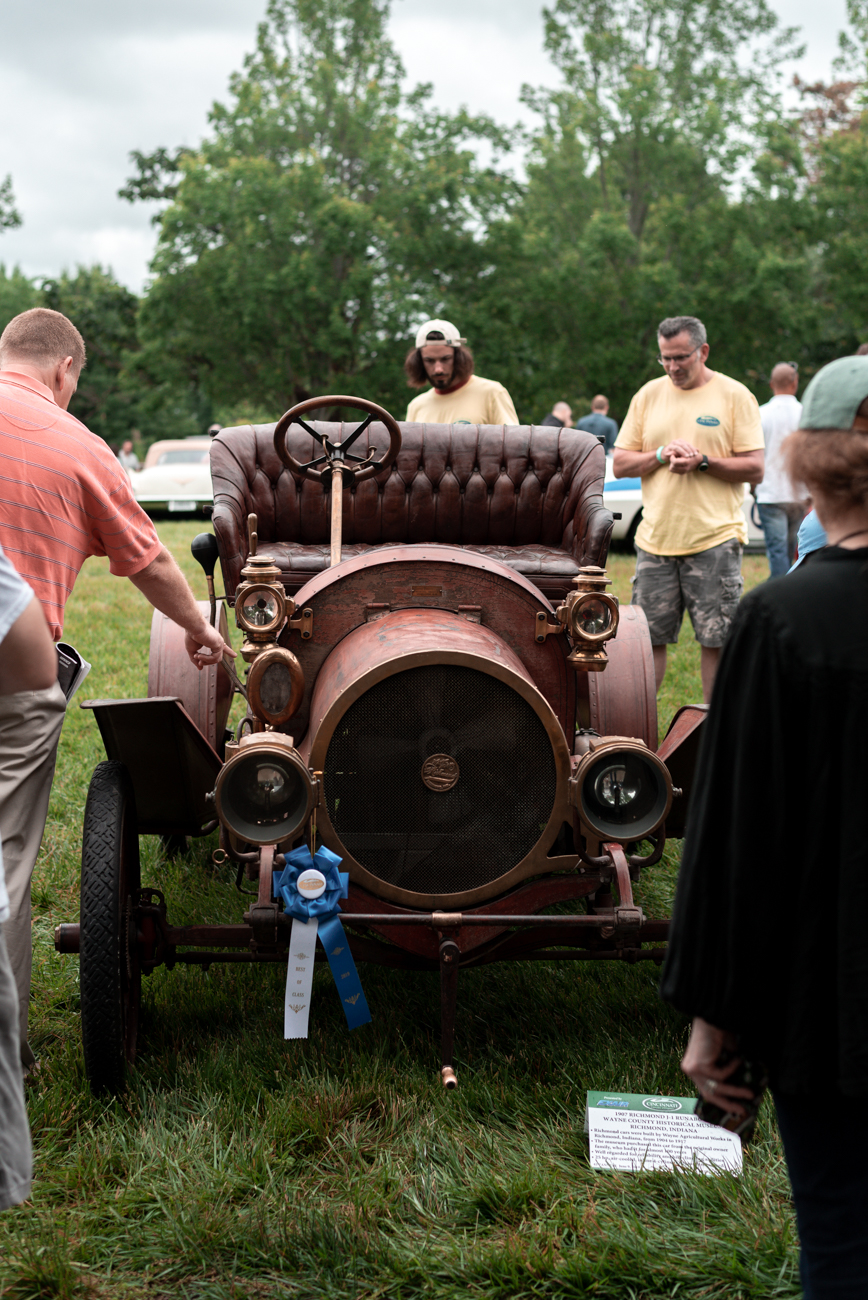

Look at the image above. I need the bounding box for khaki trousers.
[0,926,31,1207]
[0,681,66,1068]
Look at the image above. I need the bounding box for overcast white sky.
[0,0,852,293]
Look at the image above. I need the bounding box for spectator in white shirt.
[0,544,55,1209]
[756,363,808,577]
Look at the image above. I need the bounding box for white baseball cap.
[414,319,467,349]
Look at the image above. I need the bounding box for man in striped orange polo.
[0,308,233,1071]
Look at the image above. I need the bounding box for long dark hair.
[404,345,475,389]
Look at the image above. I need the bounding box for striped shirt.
[0,371,162,639]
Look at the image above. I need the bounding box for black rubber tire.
[80,761,142,1096]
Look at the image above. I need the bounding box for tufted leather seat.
[210,420,613,602]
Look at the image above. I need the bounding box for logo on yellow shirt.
[696,416,720,426]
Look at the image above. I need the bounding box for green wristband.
[656,445,666,464]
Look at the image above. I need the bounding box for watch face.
[698,455,709,471]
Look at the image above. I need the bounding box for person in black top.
[660,355,868,1299]
[540,401,573,428]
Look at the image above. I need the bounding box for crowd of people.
[1,306,866,1295]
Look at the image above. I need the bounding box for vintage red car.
[55,397,704,1094]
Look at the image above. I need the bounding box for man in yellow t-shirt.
[404,319,518,425]
[613,316,764,702]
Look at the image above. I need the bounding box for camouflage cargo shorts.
[631,539,744,647]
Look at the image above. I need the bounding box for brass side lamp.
[235,536,290,664]
[556,566,619,671]
[231,514,305,737]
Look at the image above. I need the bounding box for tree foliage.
[435,0,820,421]
[128,0,517,419]
[525,0,803,240]
[0,265,39,335]
[107,0,868,428]
[41,267,143,445]
[0,176,21,233]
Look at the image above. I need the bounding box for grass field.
[0,529,799,1300]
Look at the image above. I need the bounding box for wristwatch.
[698,454,710,472]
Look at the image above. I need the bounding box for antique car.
[55,397,705,1095]
[129,437,213,514]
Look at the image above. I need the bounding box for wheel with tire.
[80,761,141,1095]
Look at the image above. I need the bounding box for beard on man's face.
[421,348,455,389]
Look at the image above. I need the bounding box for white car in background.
[603,455,765,552]
[128,438,213,515]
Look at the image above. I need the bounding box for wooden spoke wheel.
[79,761,142,1096]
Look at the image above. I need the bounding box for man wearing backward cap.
[404,319,518,426]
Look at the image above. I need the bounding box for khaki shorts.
[631,540,744,647]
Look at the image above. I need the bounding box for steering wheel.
[273,395,402,484]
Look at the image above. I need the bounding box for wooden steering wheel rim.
[272,395,402,483]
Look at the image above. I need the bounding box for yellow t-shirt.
[615,372,764,556]
[406,374,519,425]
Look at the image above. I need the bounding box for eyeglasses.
[657,346,701,367]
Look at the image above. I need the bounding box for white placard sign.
[284,918,318,1039]
[586,1092,742,1175]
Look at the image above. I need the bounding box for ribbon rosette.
[272,845,371,1039]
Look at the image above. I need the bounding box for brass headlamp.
[214,732,317,847]
[569,737,672,842]
[556,566,619,671]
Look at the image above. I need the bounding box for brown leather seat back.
[211,420,612,598]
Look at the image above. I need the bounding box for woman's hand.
[681,1017,755,1118]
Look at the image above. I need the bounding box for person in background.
[661,355,868,1300]
[755,362,807,577]
[789,509,827,570]
[0,308,233,1073]
[540,402,573,428]
[855,343,868,356]
[117,438,140,473]
[207,423,223,437]
[577,395,619,452]
[0,545,55,1211]
[404,320,518,425]
[613,315,764,703]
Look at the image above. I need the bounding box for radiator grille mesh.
[324,664,557,895]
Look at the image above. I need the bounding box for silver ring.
[706,1078,718,1093]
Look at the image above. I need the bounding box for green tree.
[0,176,21,232]
[451,130,824,421]
[124,0,517,420]
[0,265,39,334]
[0,177,34,340]
[527,0,804,241]
[445,0,823,422]
[41,267,144,445]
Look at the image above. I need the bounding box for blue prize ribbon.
[273,846,371,1031]
[318,913,371,1029]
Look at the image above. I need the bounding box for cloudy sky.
[0,0,851,293]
